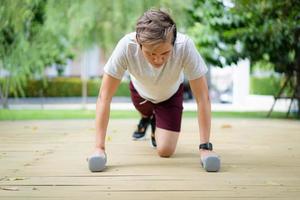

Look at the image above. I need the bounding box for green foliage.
[187,0,300,72]
[114,81,130,96]
[0,0,190,108]
[250,76,282,96]
[187,1,232,66]
[0,0,73,107]
[188,0,300,116]
[6,77,130,97]
[0,110,298,121]
[45,0,190,55]
[13,78,80,97]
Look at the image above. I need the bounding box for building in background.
[44,45,105,78]
[45,46,252,105]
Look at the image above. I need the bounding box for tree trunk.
[1,98,9,109]
[0,77,10,109]
[297,71,300,118]
[294,28,300,118]
[296,55,300,118]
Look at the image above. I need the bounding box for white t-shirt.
[104,32,208,103]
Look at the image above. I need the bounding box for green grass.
[0,109,298,121]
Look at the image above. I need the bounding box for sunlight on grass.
[0,109,298,120]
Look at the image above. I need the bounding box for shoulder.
[115,32,139,55]
[174,33,192,45]
[174,33,195,50]
[118,32,138,46]
[173,33,195,55]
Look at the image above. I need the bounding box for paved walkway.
[0,118,299,199]
[1,95,297,112]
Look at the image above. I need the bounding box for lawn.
[0,109,298,120]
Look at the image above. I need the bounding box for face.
[141,42,173,68]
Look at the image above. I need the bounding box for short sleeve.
[103,36,128,80]
[182,37,208,80]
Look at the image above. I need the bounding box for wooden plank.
[0,186,299,199]
[0,119,300,199]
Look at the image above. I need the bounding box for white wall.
[232,59,250,105]
[44,45,104,78]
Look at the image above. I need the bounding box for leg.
[129,82,154,140]
[129,81,154,117]
[153,84,184,156]
[155,127,179,157]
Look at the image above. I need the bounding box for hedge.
[250,76,293,96]
[4,75,292,97]
[7,77,130,97]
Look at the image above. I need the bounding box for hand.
[93,147,106,156]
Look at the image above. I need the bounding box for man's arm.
[95,73,121,153]
[189,76,216,156]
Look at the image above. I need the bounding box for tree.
[0,0,72,108]
[45,0,190,56]
[0,0,190,108]
[187,0,300,117]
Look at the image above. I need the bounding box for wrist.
[95,135,105,150]
[95,145,105,151]
[199,142,213,151]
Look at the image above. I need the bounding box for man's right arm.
[94,73,121,154]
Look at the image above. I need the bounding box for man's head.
[136,9,177,68]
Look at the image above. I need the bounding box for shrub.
[250,75,293,96]
[7,77,130,97]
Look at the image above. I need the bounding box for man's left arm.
[189,76,217,157]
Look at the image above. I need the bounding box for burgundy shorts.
[130,82,184,132]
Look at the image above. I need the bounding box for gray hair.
[136,9,177,46]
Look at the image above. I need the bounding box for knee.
[157,146,175,158]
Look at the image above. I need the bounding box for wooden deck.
[0,118,299,199]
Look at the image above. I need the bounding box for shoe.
[150,115,157,148]
[132,116,151,140]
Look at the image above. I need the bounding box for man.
[88,9,221,172]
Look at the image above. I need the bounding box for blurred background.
[0,0,299,118]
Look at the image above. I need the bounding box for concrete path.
[0,118,300,199]
[1,95,297,112]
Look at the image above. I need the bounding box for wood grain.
[0,118,299,199]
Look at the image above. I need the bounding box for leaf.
[106,135,112,142]
[221,124,232,128]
